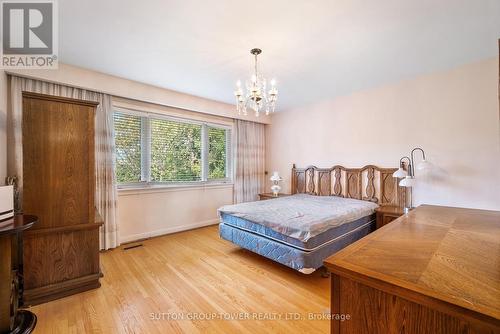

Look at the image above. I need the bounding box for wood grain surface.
[22,92,96,230]
[0,235,11,332]
[325,205,500,333]
[22,92,101,305]
[29,225,330,334]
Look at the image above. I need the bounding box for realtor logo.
[1,0,58,68]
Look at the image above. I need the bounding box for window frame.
[114,107,233,189]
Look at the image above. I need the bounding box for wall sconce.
[393,147,432,213]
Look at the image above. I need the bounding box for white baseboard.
[119,218,220,244]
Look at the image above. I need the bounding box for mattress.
[219,211,374,251]
[218,194,379,248]
[219,219,375,273]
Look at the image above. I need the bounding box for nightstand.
[258,193,291,200]
[375,206,404,229]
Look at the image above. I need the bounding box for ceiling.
[59,0,500,111]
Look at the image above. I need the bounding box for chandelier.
[234,48,278,117]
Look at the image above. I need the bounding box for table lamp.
[270,171,282,197]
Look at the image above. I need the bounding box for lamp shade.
[416,159,432,171]
[399,176,416,187]
[270,171,282,182]
[392,167,407,178]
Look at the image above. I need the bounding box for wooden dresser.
[21,92,103,305]
[324,205,500,334]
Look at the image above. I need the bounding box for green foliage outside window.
[208,127,227,179]
[150,119,202,182]
[114,113,142,183]
[113,111,230,185]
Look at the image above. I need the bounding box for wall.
[1,64,246,243]
[266,58,500,210]
[7,63,271,124]
[118,185,232,243]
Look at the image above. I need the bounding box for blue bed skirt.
[219,215,375,274]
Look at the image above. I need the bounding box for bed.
[218,164,408,274]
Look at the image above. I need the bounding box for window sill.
[117,182,234,196]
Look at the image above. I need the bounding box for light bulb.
[270,78,276,86]
[236,80,241,87]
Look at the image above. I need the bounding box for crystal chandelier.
[234,48,278,117]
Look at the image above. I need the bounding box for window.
[113,110,232,186]
[150,118,202,182]
[114,112,143,183]
[208,126,228,179]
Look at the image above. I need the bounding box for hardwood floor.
[29,225,330,334]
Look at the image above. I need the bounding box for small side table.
[258,193,291,200]
[375,206,404,229]
[0,215,37,334]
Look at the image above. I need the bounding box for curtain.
[8,76,119,250]
[233,119,266,203]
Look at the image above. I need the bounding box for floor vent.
[123,243,143,250]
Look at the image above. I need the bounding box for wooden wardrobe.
[21,92,103,305]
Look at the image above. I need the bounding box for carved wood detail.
[363,167,377,202]
[291,165,306,195]
[346,170,361,199]
[306,168,315,194]
[333,167,342,196]
[317,170,331,196]
[381,172,395,204]
[291,164,409,208]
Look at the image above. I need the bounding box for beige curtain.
[8,76,119,250]
[233,119,266,203]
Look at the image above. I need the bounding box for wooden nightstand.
[258,193,291,200]
[375,206,404,229]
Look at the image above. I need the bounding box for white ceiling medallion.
[234,48,278,117]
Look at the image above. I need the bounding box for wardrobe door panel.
[21,92,101,306]
[22,96,94,229]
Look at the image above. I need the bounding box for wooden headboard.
[291,164,408,207]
